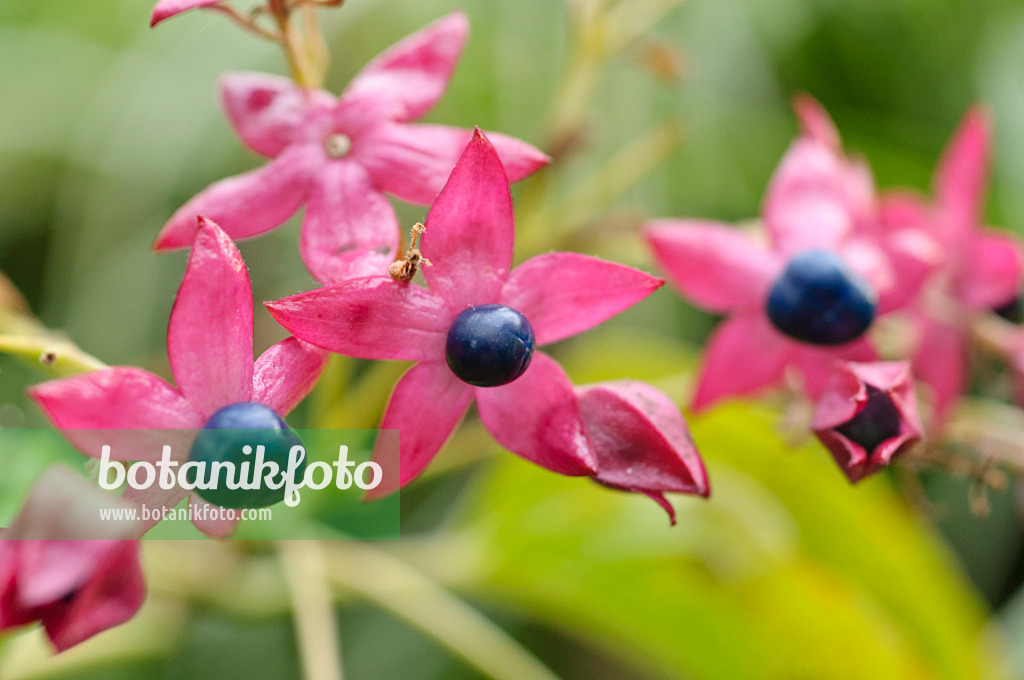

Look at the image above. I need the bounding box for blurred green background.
[3,0,1024,678]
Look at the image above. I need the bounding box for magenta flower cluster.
[5,0,1020,655]
[646,96,1022,481]
[2,7,711,650]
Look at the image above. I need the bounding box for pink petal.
[0,549,25,625]
[300,161,399,285]
[188,495,240,539]
[121,485,189,535]
[876,193,945,310]
[29,367,200,460]
[936,107,991,232]
[220,72,323,158]
[878,191,934,233]
[579,381,709,514]
[763,139,865,254]
[6,468,141,545]
[500,253,663,345]
[43,540,144,652]
[0,540,146,652]
[958,232,1024,310]
[692,315,792,410]
[339,12,469,123]
[1,469,146,651]
[912,316,967,424]
[150,0,221,27]
[167,218,254,418]
[252,337,329,416]
[475,352,597,477]
[357,122,549,205]
[645,220,781,313]
[793,94,841,151]
[421,129,514,311]
[15,540,130,608]
[812,361,923,483]
[153,145,320,250]
[378,361,473,486]
[266,277,450,362]
[838,237,895,310]
[795,339,877,400]
[812,361,918,429]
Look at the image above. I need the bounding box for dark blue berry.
[766,249,877,345]
[445,304,535,387]
[834,385,901,454]
[994,294,1023,324]
[188,402,305,509]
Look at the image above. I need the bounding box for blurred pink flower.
[790,96,941,312]
[0,467,145,651]
[812,361,922,483]
[153,12,549,285]
[881,109,1023,421]
[30,218,328,538]
[578,380,709,524]
[644,97,929,410]
[267,130,663,488]
[150,0,223,27]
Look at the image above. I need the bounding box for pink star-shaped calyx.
[30,218,328,538]
[267,129,664,487]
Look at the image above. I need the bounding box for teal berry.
[187,402,304,509]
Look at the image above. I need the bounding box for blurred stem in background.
[279,541,346,680]
[0,271,104,377]
[516,0,688,258]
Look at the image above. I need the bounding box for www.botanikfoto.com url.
[98,504,272,523]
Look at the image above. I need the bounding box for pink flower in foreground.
[267,130,663,487]
[153,12,549,285]
[1,467,144,651]
[578,380,709,524]
[812,361,922,483]
[643,97,925,410]
[29,218,328,537]
[882,109,1024,421]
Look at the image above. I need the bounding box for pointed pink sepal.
[812,361,923,483]
[150,0,223,27]
[339,12,470,123]
[578,380,709,524]
[0,467,145,651]
[936,107,991,235]
[167,217,255,418]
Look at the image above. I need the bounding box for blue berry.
[834,385,901,454]
[188,402,305,509]
[445,304,535,387]
[766,249,877,345]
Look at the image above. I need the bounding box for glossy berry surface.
[188,402,305,509]
[445,304,535,387]
[835,385,901,455]
[766,249,877,345]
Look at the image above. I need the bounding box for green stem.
[325,541,564,680]
[279,541,346,680]
[0,334,106,376]
[207,4,283,41]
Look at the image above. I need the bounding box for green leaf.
[454,402,1009,680]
